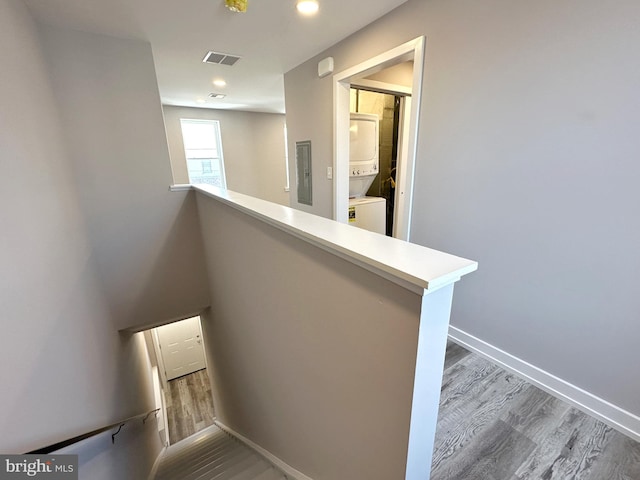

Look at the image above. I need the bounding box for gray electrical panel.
[296,140,312,206]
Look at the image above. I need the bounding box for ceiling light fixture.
[213,79,227,87]
[296,0,319,15]
[225,0,247,13]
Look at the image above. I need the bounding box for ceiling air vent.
[202,51,241,66]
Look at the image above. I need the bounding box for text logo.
[0,455,77,479]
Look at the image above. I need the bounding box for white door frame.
[333,36,425,241]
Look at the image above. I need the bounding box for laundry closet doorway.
[334,36,424,241]
[350,82,410,237]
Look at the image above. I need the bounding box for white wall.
[163,106,289,206]
[36,26,210,331]
[284,0,640,433]
[0,1,162,470]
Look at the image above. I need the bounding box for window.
[180,119,226,188]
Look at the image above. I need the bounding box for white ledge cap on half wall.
[191,185,478,295]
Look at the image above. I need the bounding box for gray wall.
[163,106,289,206]
[365,60,414,87]
[196,192,423,480]
[284,0,640,420]
[285,56,334,217]
[38,26,210,331]
[0,1,163,469]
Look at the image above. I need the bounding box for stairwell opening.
[143,315,217,445]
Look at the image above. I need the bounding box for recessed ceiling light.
[296,0,319,15]
[209,93,226,99]
[213,79,227,87]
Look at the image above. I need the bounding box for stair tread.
[160,440,242,473]
[223,459,273,480]
[196,455,262,480]
[154,425,288,480]
[167,426,227,453]
[251,467,287,480]
[163,429,231,459]
[164,448,253,480]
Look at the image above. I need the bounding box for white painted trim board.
[194,185,477,295]
[449,326,640,443]
[169,184,192,192]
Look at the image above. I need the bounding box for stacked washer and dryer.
[348,113,386,235]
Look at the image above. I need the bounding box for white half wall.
[196,192,423,480]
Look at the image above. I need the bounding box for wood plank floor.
[165,368,216,444]
[432,341,640,480]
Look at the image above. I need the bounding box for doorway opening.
[333,37,424,241]
[148,315,216,445]
[350,86,405,236]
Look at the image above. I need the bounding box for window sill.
[169,184,193,192]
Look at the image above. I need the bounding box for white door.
[156,317,206,381]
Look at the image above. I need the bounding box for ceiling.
[24,0,408,113]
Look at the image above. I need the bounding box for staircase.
[154,425,289,480]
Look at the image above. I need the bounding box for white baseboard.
[449,326,640,443]
[214,420,314,480]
